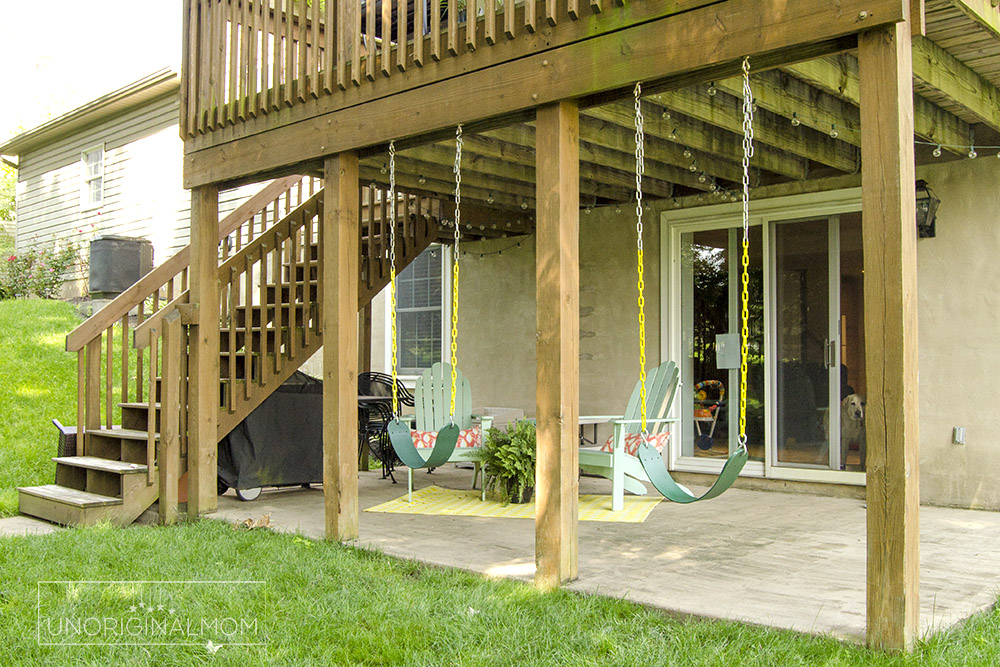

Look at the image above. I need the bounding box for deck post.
[859,19,920,650]
[535,100,580,589]
[323,152,360,542]
[188,183,220,517]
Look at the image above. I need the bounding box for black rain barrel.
[88,236,154,299]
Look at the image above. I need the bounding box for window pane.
[85,149,102,177]
[88,178,102,204]
[398,309,441,370]
[396,246,443,372]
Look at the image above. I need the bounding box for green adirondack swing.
[581,77,751,510]
[397,362,493,500]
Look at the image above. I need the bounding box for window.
[81,145,104,209]
[396,245,445,374]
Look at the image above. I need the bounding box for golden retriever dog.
[840,393,866,470]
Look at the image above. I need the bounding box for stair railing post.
[159,310,183,525]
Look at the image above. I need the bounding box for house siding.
[14,93,260,290]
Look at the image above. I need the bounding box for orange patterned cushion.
[411,427,481,449]
[601,431,671,456]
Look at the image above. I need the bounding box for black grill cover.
[217,372,323,490]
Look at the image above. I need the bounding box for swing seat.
[580,360,746,510]
[390,363,494,498]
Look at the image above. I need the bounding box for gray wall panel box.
[88,236,154,299]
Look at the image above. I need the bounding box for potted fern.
[482,419,536,504]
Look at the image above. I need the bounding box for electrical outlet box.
[716,333,740,370]
[953,427,966,445]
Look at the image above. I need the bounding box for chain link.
[388,141,399,417]
[738,56,754,451]
[450,125,463,420]
[633,82,648,434]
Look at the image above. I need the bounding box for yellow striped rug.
[365,486,660,523]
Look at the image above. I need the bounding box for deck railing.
[66,175,312,477]
[181,0,641,141]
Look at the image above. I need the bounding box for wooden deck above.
[182,1,1000,214]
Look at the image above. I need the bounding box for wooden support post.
[323,152,360,542]
[534,100,579,590]
[159,310,182,525]
[188,184,220,517]
[85,338,102,456]
[859,20,920,651]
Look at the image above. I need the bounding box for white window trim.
[381,244,453,386]
[661,187,867,487]
[80,143,105,211]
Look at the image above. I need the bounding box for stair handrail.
[66,174,305,352]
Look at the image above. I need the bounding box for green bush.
[483,419,536,504]
[1,241,81,300]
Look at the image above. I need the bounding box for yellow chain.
[738,56,754,450]
[388,141,399,417]
[634,83,648,433]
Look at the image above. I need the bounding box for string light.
[487,192,494,204]
[790,113,801,127]
[668,128,678,141]
[683,148,693,159]
[829,124,839,139]
[707,82,718,96]
[463,238,526,259]
[969,146,978,159]
[932,145,942,158]
[418,174,427,184]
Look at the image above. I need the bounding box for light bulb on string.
[932,145,942,158]
[520,199,529,210]
[418,175,427,185]
[707,82,717,96]
[698,172,707,183]
[969,146,978,159]
[683,148,692,159]
[688,163,698,172]
[661,110,671,121]
[668,129,678,141]
[829,124,839,139]
[487,192,494,204]
[380,163,387,175]
[790,113,801,127]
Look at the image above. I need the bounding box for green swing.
[386,127,465,469]
[628,59,755,503]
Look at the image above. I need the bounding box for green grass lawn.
[0,299,81,516]
[1,298,1000,665]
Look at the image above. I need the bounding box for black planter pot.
[506,482,534,504]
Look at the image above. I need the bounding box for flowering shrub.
[1,243,81,300]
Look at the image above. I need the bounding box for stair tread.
[53,456,148,475]
[119,402,161,410]
[86,428,157,441]
[17,484,122,508]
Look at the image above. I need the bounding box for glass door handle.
[824,339,837,369]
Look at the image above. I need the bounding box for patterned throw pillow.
[411,427,481,449]
[600,431,671,457]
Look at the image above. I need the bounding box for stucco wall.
[915,156,1000,509]
[453,207,660,423]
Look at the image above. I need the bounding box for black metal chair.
[358,372,415,482]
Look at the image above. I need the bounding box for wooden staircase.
[18,177,444,526]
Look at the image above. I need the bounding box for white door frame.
[661,188,866,486]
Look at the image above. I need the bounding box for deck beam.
[859,19,920,651]
[535,100,580,590]
[183,0,905,189]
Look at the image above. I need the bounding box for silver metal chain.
[741,57,755,244]
[449,125,463,420]
[634,82,645,250]
[454,125,462,253]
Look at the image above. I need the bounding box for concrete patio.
[210,465,1000,642]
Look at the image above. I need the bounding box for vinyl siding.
[14,93,260,282]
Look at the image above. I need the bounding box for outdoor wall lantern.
[915,179,940,238]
